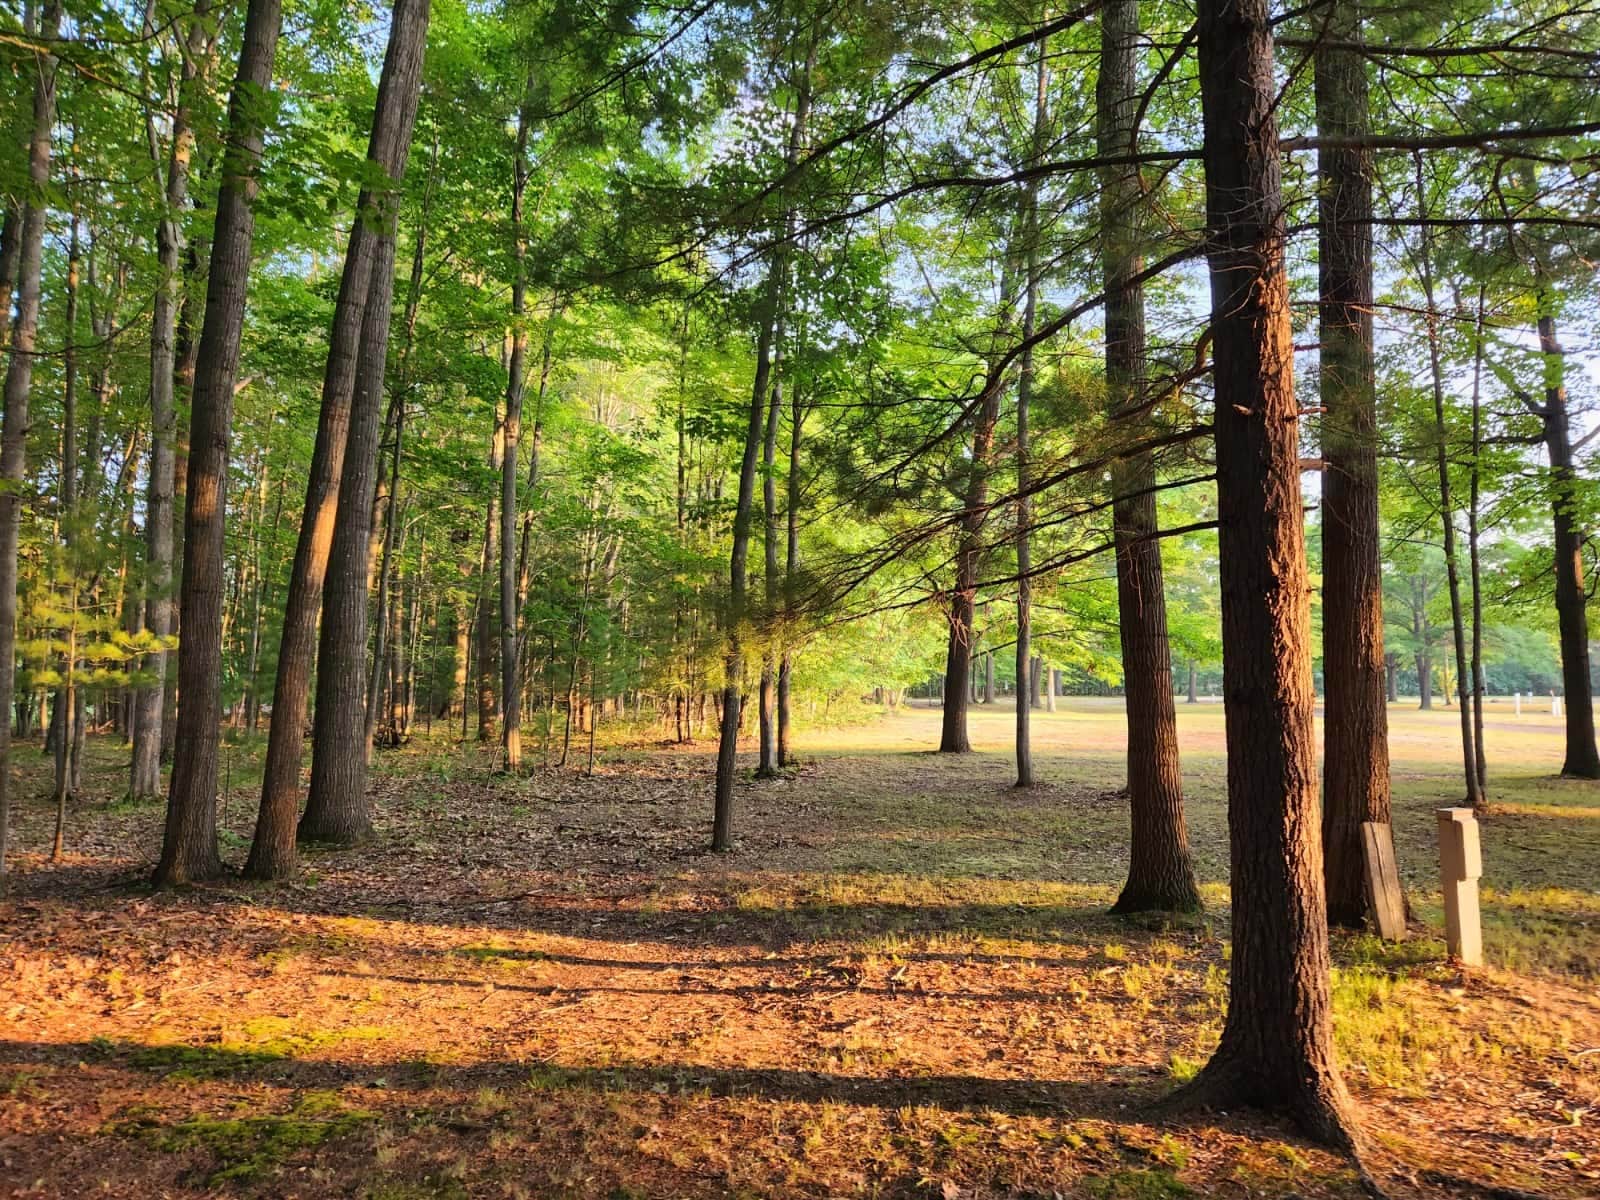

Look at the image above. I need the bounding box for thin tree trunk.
[1170,0,1356,1147]
[475,494,497,741]
[53,214,81,810]
[247,1,427,878]
[157,0,282,887]
[1414,155,1481,806]
[757,314,783,778]
[778,324,802,766]
[1317,0,1395,925]
[1467,283,1488,791]
[500,103,530,773]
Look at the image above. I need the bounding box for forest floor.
[3,697,1599,1199]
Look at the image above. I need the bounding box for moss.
[113,1092,376,1185]
[1083,1167,1190,1198]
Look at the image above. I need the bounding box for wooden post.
[1359,821,1406,941]
[1437,806,1483,966]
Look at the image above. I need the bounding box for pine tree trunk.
[1536,306,1600,778]
[778,332,802,766]
[757,329,782,779]
[157,0,282,887]
[1414,157,1481,806]
[246,0,427,879]
[1316,0,1395,924]
[940,381,1002,754]
[1172,0,1356,1147]
[475,494,498,742]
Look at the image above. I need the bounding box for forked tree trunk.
[713,267,780,850]
[1100,0,1198,914]
[1171,0,1357,1148]
[246,0,428,879]
[156,0,283,887]
[132,0,215,801]
[1316,0,1395,925]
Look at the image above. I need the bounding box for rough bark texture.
[2,4,61,885]
[1537,309,1600,779]
[1172,0,1356,1148]
[157,0,282,887]
[247,1,428,878]
[133,0,215,802]
[1100,0,1199,914]
[940,384,1002,754]
[1315,0,1394,926]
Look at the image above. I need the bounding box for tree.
[246,0,429,878]
[0,0,62,885]
[156,0,285,887]
[1100,0,1198,914]
[1315,0,1395,924]
[1172,0,1356,1148]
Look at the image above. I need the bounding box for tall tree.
[246,0,429,879]
[1172,0,1356,1147]
[1100,0,1198,912]
[501,100,530,774]
[1316,0,1395,924]
[156,0,284,886]
[132,0,217,801]
[0,0,62,885]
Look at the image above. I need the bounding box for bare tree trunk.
[132,0,214,801]
[1098,0,1198,914]
[1534,303,1600,778]
[157,0,282,887]
[757,316,783,779]
[1413,155,1481,807]
[1316,0,1395,924]
[1467,284,1488,790]
[1170,0,1356,1147]
[475,495,498,741]
[247,0,427,878]
[501,104,530,774]
[778,324,802,766]
[53,214,81,812]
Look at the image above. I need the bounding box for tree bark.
[1316,0,1395,925]
[1414,156,1481,806]
[1536,304,1600,778]
[157,0,282,887]
[132,0,215,801]
[757,321,782,779]
[246,0,428,878]
[501,102,530,774]
[1170,0,1356,1147]
[1099,0,1198,913]
[940,380,1002,754]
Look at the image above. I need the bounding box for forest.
[2,0,1599,1197]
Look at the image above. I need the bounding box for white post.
[1437,807,1483,967]
[1514,692,1521,716]
[1553,691,1562,717]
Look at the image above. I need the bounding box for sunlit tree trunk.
[501,103,530,774]
[1172,0,1356,1147]
[246,0,428,878]
[157,0,282,886]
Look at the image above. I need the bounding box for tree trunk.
[156,0,282,887]
[941,379,1003,754]
[713,269,779,850]
[1467,285,1488,790]
[756,316,783,778]
[1536,305,1600,778]
[501,102,529,774]
[778,323,802,766]
[1172,0,1356,1147]
[133,0,214,802]
[1385,653,1398,704]
[1187,660,1198,704]
[1414,156,1481,806]
[1316,0,1395,924]
[246,0,427,878]
[475,494,498,741]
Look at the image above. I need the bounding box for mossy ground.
[0,697,1595,1197]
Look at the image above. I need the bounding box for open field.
[2,698,1598,1198]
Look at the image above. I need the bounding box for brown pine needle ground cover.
[3,698,1599,1199]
